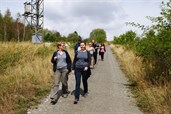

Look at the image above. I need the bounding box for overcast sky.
[0,0,168,41]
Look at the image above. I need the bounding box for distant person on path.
[74,38,82,55]
[87,42,95,68]
[73,42,91,104]
[99,43,106,61]
[92,40,99,64]
[50,43,72,104]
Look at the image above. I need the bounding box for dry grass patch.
[110,44,171,114]
[0,42,56,114]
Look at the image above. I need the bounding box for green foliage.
[113,30,137,45]
[0,9,32,42]
[114,0,171,82]
[67,32,80,43]
[43,30,67,42]
[90,28,107,43]
[36,87,50,96]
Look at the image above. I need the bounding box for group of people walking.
[50,40,106,105]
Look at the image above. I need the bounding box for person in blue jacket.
[50,43,72,104]
[74,38,82,54]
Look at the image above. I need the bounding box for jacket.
[51,50,72,72]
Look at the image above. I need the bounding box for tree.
[0,12,3,41]
[67,32,80,43]
[90,28,107,43]
[15,13,22,42]
[3,9,13,41]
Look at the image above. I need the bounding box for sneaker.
[66,90,70,94]
[51,99,57,105]
[83,93,88,97]
[62,94,68,98]
[74,98,79,104]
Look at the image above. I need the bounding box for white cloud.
[1,0,168,41]
[44,0,127,40]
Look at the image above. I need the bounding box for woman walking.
[73,42,91,104]
[50,43,72,104]
[99,43,106,61]
[87,43,95,68]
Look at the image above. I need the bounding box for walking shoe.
[66,90,70,94]
[50,99,57,105]
[83,92,89,97]
[73,98,79,104]
[62,94,68,98]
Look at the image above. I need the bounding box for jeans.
[74,68,89,100]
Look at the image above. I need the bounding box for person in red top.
[99,43,106,61]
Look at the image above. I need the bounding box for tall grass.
[0,42,55,114]
[111,44,171,114]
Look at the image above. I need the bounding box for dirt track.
[28,46,142,114]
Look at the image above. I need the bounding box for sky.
[0,0,168,41]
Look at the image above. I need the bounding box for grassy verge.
[0,42,55,114]
[110,44,171,114]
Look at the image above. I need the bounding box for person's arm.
[92,47,95,52]
[87,51,91,67]
[51,51,57,64]
[65,50,72,72]
[73,52,77,70]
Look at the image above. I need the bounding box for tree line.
[0,9,107,43]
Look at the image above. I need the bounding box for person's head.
[80,41,86,51]
[57,43,65,50]
[61,42,66,48]
[92,40,95,43]
[88,43,92,47]
[78,39,82,43]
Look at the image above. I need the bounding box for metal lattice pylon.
[23,0,44,43]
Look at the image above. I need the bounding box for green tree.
[0,11,3,41]
[90,28,107,43]
[3,9,13,41]
[113,30,136,44]
[124,0,171,81]
[67,32,80,43]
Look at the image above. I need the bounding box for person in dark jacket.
[74,38,82,54]
[50,43,72,104]
[73,42,91,104]
[92,40,99,64]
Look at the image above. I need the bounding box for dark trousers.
[75,68,89,100]
[93,52,98,64]
[100,52,104,60]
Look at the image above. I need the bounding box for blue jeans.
[75,68,89,100]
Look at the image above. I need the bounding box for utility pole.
[23,0,44,43]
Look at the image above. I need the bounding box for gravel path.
[28,46,143,114]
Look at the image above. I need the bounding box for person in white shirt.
[87,43,95,68]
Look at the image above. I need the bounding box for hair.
[80,41,86,46]
[57,43,61,48]
[78,38,82,42]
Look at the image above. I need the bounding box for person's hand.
[84,67,88,71]
[54,56,57,60]
[71,70,75,74]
